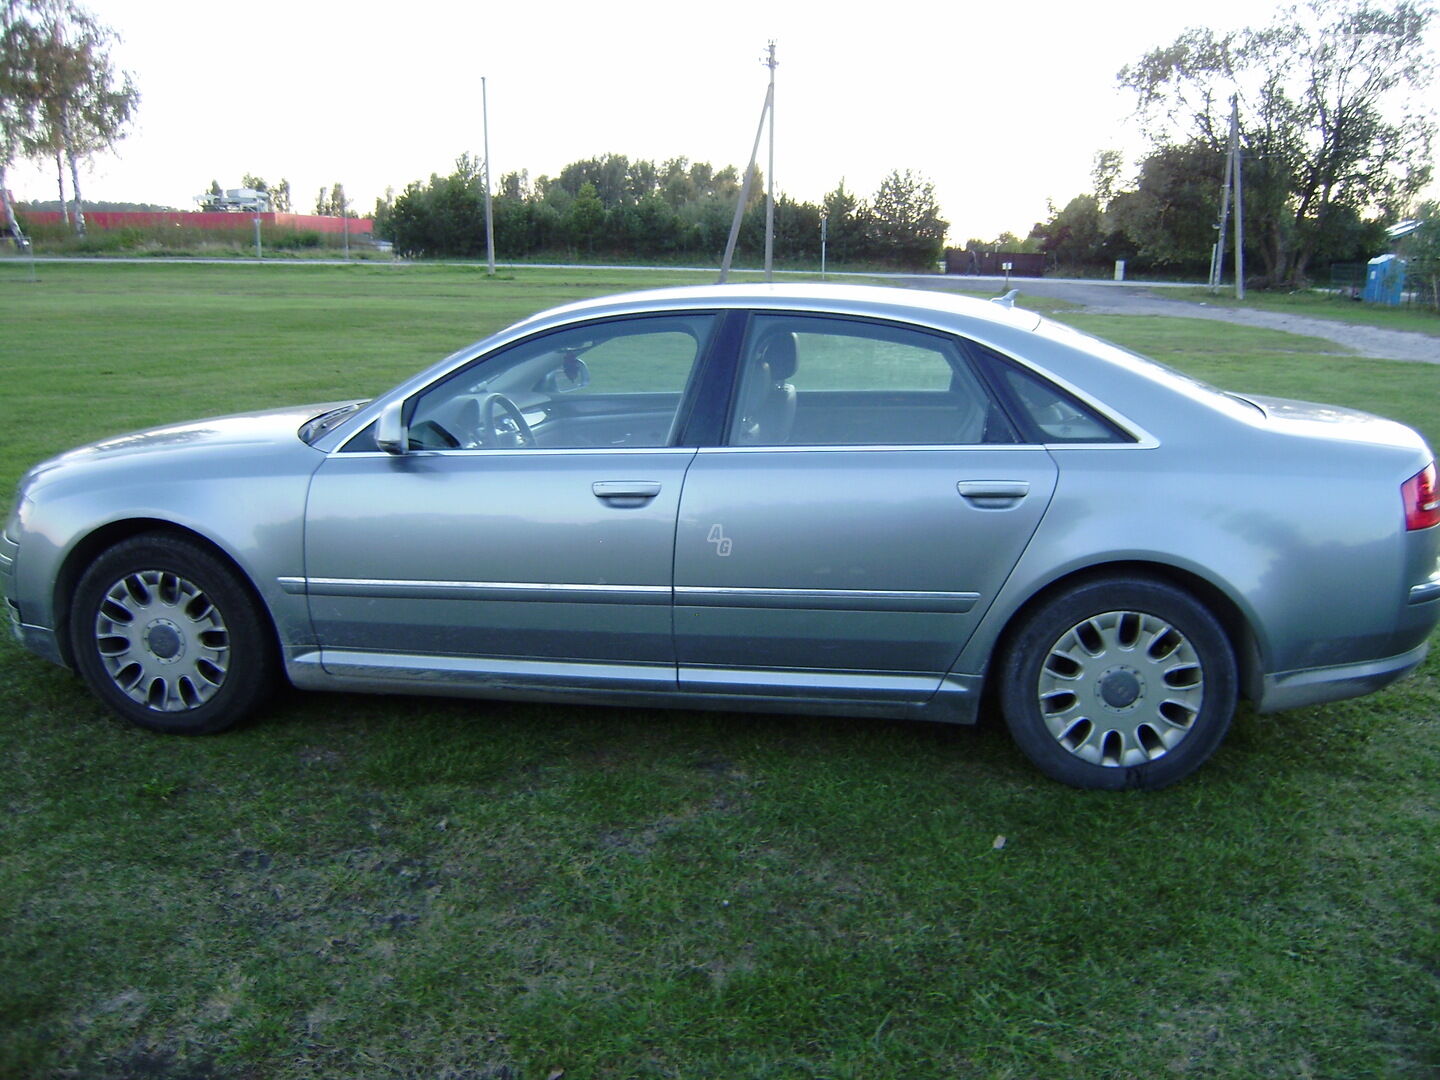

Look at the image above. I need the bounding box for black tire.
[999,578,1237,790]
[69,533,277,734]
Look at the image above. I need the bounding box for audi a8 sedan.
[4,284,1437,788]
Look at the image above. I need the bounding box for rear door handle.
[958,480,1030,506]
[592,481,662,502]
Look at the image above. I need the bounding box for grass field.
[2,262,1439,1080]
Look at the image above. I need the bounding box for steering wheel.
[478,393,536,447]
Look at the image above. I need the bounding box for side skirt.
[283,649,983,724]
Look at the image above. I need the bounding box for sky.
[7,0,1438,241]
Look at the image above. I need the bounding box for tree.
[1029,193,1113,270]
[1091,149,1124,209]
[314,182,347,217]
[381,164,485,257]
[1401,201,1440,309]
[821,179,868,264]
[1120,0,1434,287]
[563,181,604,251]
[22,0,138,235]
[1106,141,1227,269]
[867,169,948,267]
[241,173,291,213]
[0,1,41,243]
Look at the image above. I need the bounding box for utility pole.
[717,44,777,285]
[1232,96,1245,300]
[1211,95,1243,298]
[482,76,496,277]
[719,43,777,284]
[763,40,776,282]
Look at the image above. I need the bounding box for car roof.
[504,282,1044,337]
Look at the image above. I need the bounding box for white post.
[483,76,496,277]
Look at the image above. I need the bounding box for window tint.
[405,314,715,450]
[991,362,1132,444]
[728,315,1006,446]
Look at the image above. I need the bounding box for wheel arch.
[988,560,1264,705]
[51,518,282,671]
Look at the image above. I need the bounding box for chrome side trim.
[308,648,676,692]
[678,664,940,701]
[693,441,1155,453]
[285,579,972,611]
[697,443,1044,454]
[287,577,670,605]
[675,586,979,613]
[337,446,699,459]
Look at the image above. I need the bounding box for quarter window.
[989,359,1132,444]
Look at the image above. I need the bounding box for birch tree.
[1120,0,1434,287]
[24,0,136,235]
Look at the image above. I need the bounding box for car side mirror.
[375,400,408,455]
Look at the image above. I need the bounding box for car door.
[673,313,1058,703]
[302,312,718,693]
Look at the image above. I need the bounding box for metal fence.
[1329,260,1439,311]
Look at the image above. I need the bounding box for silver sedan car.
[4,284,1438,788]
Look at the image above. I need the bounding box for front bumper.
[1,522,21,644]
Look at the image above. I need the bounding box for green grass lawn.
[2,263,1439,1080]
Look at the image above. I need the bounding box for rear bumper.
[1255,640,1429,713]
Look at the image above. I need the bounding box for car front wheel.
[1000,578,1237,790]
[69,533,276,734]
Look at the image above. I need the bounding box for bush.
[270,230,322,250]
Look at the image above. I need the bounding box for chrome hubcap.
[1037,610,1204,768]
[94,570,230,712]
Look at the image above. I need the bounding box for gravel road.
[898,275,1440,364]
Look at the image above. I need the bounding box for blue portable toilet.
[1363,253,1406,305]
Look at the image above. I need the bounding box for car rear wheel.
[69,533,276,734]
[1000,578,1237,790]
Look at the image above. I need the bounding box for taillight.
[1403,462,1440,530]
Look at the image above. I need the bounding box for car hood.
[23,402,348,487]
[1238,393,1432,452]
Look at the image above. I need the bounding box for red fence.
[20,210,375,235]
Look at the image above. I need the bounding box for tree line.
[373,153,949,270]
[0,0,137,242]
[1025,0,1433,289]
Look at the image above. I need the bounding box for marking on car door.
[707,524,733,556]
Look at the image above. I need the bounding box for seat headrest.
[756,330,798,381]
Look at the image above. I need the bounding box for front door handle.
[958,480,1030,507]
[593,481,662,505]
